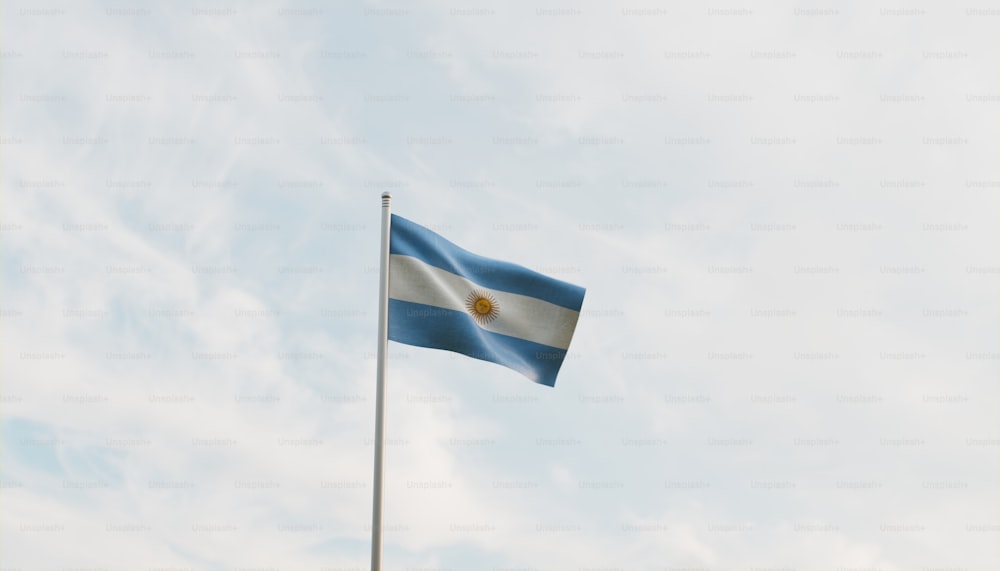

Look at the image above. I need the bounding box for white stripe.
[389,254,580,350]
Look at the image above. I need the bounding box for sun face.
[465,289,500,325]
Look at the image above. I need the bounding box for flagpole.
[370,191,391,571]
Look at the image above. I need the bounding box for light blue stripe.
[390,214,586,311]
[388,299,569,387]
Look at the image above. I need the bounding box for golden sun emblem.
[465,289,500,325]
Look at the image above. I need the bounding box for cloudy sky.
[1,1,997,570]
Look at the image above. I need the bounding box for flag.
[387,214,585,387]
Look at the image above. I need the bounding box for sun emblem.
[465,289,500,325]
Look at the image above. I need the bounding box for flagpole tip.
[381,191,392,199]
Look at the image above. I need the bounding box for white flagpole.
[370,191,392,571]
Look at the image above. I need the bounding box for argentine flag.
[388,215,585,387]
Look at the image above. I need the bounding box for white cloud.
[1,0,996,569]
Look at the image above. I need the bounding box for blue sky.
[2,1,998,569]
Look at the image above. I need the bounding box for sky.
[1,1,998,570]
